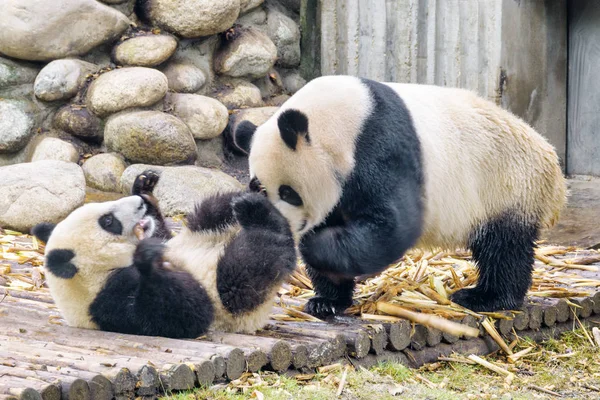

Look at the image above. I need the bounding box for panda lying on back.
[228,75,567,317]
[32,171,296,338]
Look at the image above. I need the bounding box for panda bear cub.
[32,171,296,338]
[228,75,567,318]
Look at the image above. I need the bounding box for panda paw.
[304,297,349,320]
[133,238,165,275]
[450,288,522,312]
[132,170,160,196]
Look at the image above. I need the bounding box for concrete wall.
[306,0,567,167]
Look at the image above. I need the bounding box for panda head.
[231,76,372,235]
[32,196,154,281]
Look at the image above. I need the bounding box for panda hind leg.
[450,212,538,312]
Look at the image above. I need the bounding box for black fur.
[45,249,78,279]
[215,193,296,315]
[277,109,310,151]
[301,78,424,318]
[89,238,214,338]
[186,191,240,232]
[450,212,539,312]
[131,170,171,240]
[31,222,56,243]
[99,213,123,235]
[226,120,257,156]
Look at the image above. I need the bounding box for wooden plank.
[567,0,600,175]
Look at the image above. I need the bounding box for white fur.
[248,75,567,249]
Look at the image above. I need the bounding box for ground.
[165,328,600,400]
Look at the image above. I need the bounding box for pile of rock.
[0,0,306,231]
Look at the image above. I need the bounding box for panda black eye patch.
[279,185,303,206]
[98,213,123,235]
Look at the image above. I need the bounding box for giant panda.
[32,170,296,338]
[227,75,567,318]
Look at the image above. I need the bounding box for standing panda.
[228,75,567,318]
[32,171,296,338]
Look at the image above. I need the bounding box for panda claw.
[132,170,160,196]
[304,297,344,319]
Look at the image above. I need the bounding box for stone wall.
[0,0,305,231]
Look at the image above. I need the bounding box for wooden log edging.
[1,289,599,400]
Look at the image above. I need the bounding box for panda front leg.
[450,213,538,312]
[131,170,171,240]
[303,267,355,319]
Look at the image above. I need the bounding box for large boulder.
[137,0,240,38]
[120,164,242,216]
[214,27,277,79]
[212,78,263,109]
[86,67,168,117]
[0,161,86,232]
[162,62,206,93]
[0,100,36,154]
[112,34,178,67]
[196,137,224,169]
[0,0,130,62]
[53,105,104,142]
[104,110,197,165]
[34,59,97,102]
[82,153,127,192]
[267,9,300,67]
[165,93,228,140]
[31,137,79,163]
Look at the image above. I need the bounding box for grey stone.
[99,0,128,3]
[104,110,197,165]
[253,68,284,98]
[82,153,127,192]
[120,164,242,216]
[212,78,263,109]
[165,93,228,139]
[162,62,206,93]
[87,67,168,117]
[196,137,224,169]
[0,0,130,62]
[267,9,300,67]
[279,68,306,94]
[138,0,240,38]
[0,160,86,232]
[0,134,38,167]
[0,56,39,89]
[31,137,79,163]
[229,106,278,133]
[34,59,97,102]
[214,27,277,79]
[237,7,267,26]
[53,105,104,142]
[113,34,178,67]
[277,0,301,14]
[240,0,264,14]
[169,37,217,96]
[0,100,36,153]
[265,93,289,106]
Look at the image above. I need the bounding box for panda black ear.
[31,222,56,244]
[278,109,309,151]
[46,249,78,279]
[232,120,257,155]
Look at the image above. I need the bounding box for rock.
[31,137,79,163]
[214,27,277,79]
[100,0,128,3]
[267,9,300,67]
[169,37,217,95]
[279,69,306,94]
[113,34,178,67]
[0,56,39,88]
[0,0,130,62]
[165,93,228,139]
[87,67,168,117]
[240,0,264,14]
[253,68,284,98]
[0,161,86,232]
[278,0,301,13]
[82,153,127,192]
[33,59,97,102]
[229,106,278,131]
[162,62,206,93]
[137,0,241,38]
[0,100,36,154]
[196,137,224,168]
[120,164,242,216]
[0,134,38,167]
[237,7,267,26]
[212,78,263,109]
[53,105,104,142]
[265,94,290,106]
[104,110,196,165]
